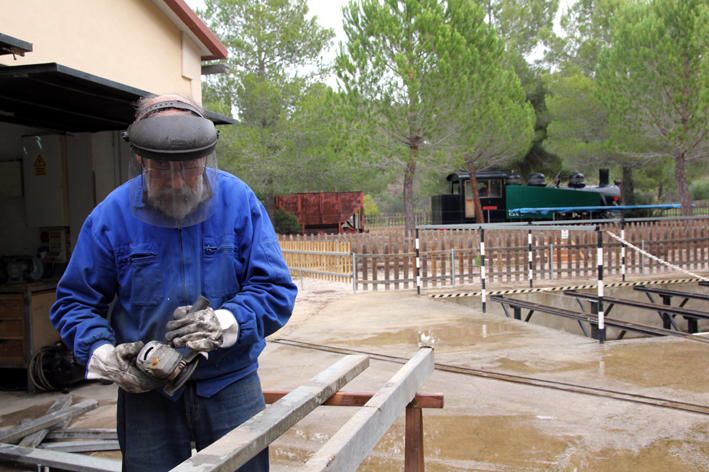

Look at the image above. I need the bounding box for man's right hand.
[87,342,163,393]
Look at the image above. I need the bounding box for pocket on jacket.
[202,237,239,299]
[121,246,162,307]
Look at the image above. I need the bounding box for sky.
[184,0,575,84]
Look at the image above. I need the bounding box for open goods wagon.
[274,191,366,234]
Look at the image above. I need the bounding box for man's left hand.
[165,305,223,352]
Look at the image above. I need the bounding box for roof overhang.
[0,32,32,57]
[152,0,228,61]
[0,62,235,133]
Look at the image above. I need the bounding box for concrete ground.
[1,279,707,471]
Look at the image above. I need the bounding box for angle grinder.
[135,296,209,396]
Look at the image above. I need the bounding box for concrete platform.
[1,280,707,471]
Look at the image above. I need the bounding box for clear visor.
[128,153,219,228]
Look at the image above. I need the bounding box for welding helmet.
[122,99,220,228]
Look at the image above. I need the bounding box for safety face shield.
[128,154,219,228]
[122,102,220,228]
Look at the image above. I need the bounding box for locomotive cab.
[431,170,510,224]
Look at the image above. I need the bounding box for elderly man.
[50,94,297,471]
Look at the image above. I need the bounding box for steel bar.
[46,429,118,441]
[564,291,709,322]
[41,440,120,453]
[0,443,120,472]
[0,400,98,444]
[634,285,709,302]
[170,354,370,472]
[301,348,434,472]
[494,295,709,343]
[18,395,73,448]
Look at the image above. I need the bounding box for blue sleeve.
[221,192,297,346]
[50,214,117,365]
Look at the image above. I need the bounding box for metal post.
[352,252,357,293]
[415,228,421,296]
[480,228,487,313]
[549,243,555,279]
[527,225,533,288]
[596,227,606,343]
[620,216,626,281]
[641,240,645,272]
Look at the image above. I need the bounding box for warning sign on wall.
[33,154,47,176]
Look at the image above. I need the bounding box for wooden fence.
[279,218,709,291]
[279,239,352,282]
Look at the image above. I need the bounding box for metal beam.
[41,440,120,453]
[46,429,118,441]
[18,395,73,448]
[301,348,435,472]
[0,400,98,444]
[0,443,120,472]
[170,354,370,472]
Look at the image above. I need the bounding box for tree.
[544,0,644,204]
[336,0,462,234]
[200,0,334,198]
[441,0,535,222]
[480,1,561,186]
[483,0,559,58]
[598,0,708,215]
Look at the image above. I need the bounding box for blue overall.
[51,170,297,470]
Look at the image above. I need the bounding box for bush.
[271,209,301,235]
[690,179,709,201]
[363,194,380,217]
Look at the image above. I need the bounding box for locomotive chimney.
[599,168,609,187]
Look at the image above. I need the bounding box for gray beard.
[146,179,207,221]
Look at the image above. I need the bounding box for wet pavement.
[0,280,707,471]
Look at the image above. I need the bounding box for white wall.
[0,0,203,102]
[0,123,45,255]
[0,123,132,256]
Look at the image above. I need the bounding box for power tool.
[135,296,209,396]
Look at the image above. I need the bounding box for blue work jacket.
[50,171,297,397]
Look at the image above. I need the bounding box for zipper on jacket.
[179,227,188,304]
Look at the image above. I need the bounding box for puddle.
[324,320,527,351]
[272,414,576,470]
[272,415,706,471]
[600,342,709,392]
[562,437,709,471]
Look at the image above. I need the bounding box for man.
[50,94,297,471]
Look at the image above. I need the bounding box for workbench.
[0,281,60,391]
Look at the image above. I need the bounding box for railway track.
[271,338,709,416]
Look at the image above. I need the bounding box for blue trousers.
[117,371,268,471]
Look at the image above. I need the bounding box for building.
[0,0,231,385]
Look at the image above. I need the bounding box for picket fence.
[278,218,709,291]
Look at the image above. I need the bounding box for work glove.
[165,305,225,352]
[87,342,163,393]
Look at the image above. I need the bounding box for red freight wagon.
[274,192,366,234]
